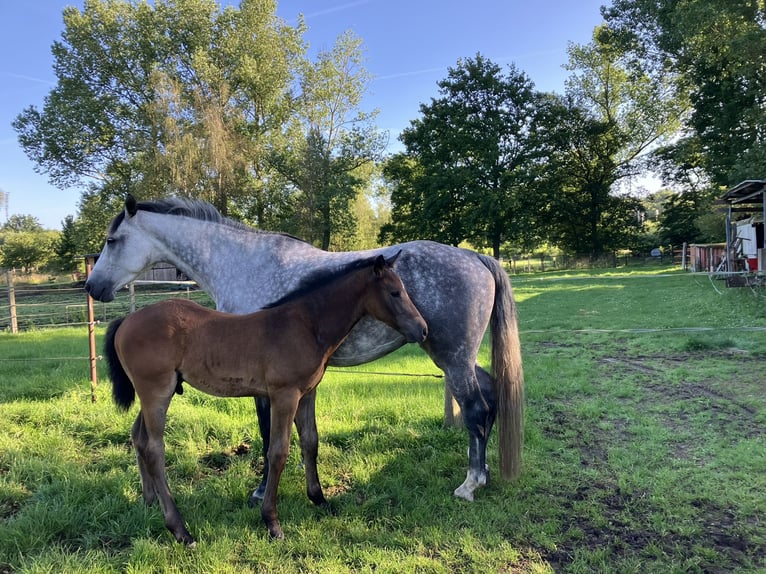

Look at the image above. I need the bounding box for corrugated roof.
[720,180,766,204]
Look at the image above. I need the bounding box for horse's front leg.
[248,396,271,506]
[294,389,328,508]
[261,391,300,540]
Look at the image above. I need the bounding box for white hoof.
[453,483,475,501]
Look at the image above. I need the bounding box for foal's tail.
[478,254,524,481]
[104,317,136,411]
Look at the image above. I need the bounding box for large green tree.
[530,27,683,258]
[14,0,305,216]
[604,0,766,187]
[381,54,538,257]
[273,31,385,249]
[0,218,58,273]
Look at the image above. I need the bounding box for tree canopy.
[14,0,752,263]
[381,55,538,257]
[14,0,382,252]
[604,0,766,187]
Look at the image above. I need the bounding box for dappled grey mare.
[85,195,524,501]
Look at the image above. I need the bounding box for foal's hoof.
[268,526,285,540]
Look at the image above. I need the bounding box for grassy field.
[1,267,765,572]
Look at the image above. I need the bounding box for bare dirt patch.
[536,345,766,572]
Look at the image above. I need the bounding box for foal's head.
[366,253,428,344]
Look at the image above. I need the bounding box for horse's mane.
[263,255,383,310]
[110,196,295,238]
[110,196,253,233]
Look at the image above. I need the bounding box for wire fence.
[0,276,214,333]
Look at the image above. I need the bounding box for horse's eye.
[106,237,117,245]
[391,290,401,298]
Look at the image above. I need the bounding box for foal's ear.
[125,194,138,218]
[373,254,387,277]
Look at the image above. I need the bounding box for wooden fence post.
[6,269,17,334]
[85,256,98,402]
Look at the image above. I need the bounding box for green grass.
[1,268,766,572]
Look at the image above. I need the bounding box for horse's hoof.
[176,532,196,546]
[248,485,266,508]
[453,484,475,502]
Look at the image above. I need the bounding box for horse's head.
[367,253,428,344]
[84,195,161,302]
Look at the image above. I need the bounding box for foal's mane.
[263,255,383,310]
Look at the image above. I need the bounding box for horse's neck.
[298,273,369,353]
[143,214,315,309]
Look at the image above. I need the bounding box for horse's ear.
[373,254,387,277]
[125,194,138,218]
[385,250,402,267]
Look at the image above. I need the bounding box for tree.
[53,215,82,274]
[531,27,683,258]
[2,214,43,233]
[273,31,385,249]
[381,54,538,257]
[604,0,766,187]
[658,188,723,247]
[15,0,382,247]
[13,0,305,214]
[0,214,57,273]
[0,231,57,273]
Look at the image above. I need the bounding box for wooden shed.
[83,255,185,283]
[688,243,727,272]
[719,180,766,273]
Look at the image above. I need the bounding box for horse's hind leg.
[446,365,497,502]
[248,396,271,506]
[294,389,328,508]
[132,391,195,545]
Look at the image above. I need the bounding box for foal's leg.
[261,390,301,540]
[132,391,195,545]
[131,411,157,506]
[294,389,327,508]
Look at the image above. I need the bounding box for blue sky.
[0,0,607,229]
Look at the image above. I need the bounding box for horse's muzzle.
[84,280,115,303]
[406,323,428,344]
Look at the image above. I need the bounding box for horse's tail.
[478,254,524,481]
[104,317,136,411]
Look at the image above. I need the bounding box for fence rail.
[1,272,213,333]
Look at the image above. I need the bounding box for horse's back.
[115,299,215,376]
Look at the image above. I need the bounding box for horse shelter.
[718,179,766,284]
